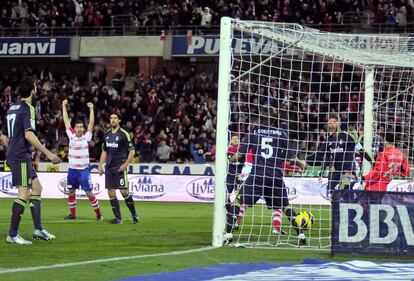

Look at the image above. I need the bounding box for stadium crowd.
[0,65,218,164]
[0,0,412,32]
[0,60,411,165]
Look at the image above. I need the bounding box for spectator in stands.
[0,0,395,33]
[156,140,172,163]
[190,142,206,164]
[200,7,212,26]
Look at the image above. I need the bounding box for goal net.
[213,17,414,248]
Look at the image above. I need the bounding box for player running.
[98,113,139,224]
[364,132,410,191]
[62,99,103,221]
[1,78,60,244]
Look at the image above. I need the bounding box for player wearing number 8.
[98,113,139,224]
[364,131,410,191]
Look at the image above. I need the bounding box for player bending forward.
[224,121,307,244]
[62,99,103,221]
[364,132,410,191]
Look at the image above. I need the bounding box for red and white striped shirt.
[66,128,92,170]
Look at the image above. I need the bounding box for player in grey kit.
[98,113,139,224]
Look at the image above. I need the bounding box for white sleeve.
[66,128,74,140]
[84,131,93,141]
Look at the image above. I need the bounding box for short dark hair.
[18,77,35,98]
[110,112,122,120]
[72,118,85,128]
[328,114,339,121]
[384,131,396,144]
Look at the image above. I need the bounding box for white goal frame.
[212,17,414,247]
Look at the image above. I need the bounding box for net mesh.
[223,20,414,248]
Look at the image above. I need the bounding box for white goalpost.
[213,17,414,248]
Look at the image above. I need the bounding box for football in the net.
[293,210,315,230]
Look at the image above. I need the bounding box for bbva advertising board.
[331,190,414,256]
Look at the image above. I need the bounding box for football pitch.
[0,198,412,281]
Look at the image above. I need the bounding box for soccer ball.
[293,211,315,230]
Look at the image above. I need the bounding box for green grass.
[0,198,413,281]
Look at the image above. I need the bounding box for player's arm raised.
[87,102,95,133]
[62,99,71,130]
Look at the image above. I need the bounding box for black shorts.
[327,171,342,192]
[105,166,128,189]
[239,176,289,209]
[226,173,241,194]
[8,161,38,187]
[226,164,242,193]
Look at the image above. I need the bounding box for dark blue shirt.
[2,101,36,164]
[319,131,356,173]
[102,128,134,168]
[240,126,293,179]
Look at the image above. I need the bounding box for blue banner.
[171,35,283,56]
[0,37,70,56]
[113,259,414,281]
[331,189,414,256]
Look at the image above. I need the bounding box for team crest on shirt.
[339,139,343,145]
[116,136,119,141]
[106,136,109,140]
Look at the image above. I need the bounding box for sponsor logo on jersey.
[106,142,119,148]
[58,176,102,198]
[0,173,17,196]
[186,177,215,201]
[128,176,165,199]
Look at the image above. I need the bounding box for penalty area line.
[0,246,216,275]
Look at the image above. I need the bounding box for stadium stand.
[0,0,412,164]
[0,65,218,164]
[0,0,412,35]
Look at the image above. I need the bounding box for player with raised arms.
[62,99,103,221]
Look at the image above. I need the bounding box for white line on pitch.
[0,246,216,275]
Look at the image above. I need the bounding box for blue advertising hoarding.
[0,37,70,56]
[331,189,414,256]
